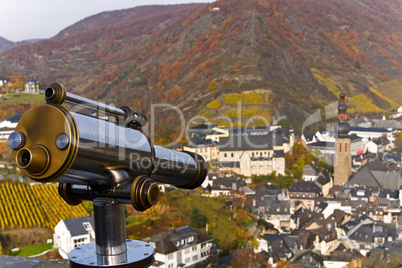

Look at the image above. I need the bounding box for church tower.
[334,92,351,185]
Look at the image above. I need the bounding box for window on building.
[185,258,190,263]
[231,153,234,157]
[192,255,198,261]
[345,143,347,152]
[188,236,194,243]
[168,254,174,260]
[168,264,174,268]
[224,153,227,157]
[339,143,342,152]
[73,238,86,248]
[185,249,190,254]
[192,246,197,251]
[82,222,92,231]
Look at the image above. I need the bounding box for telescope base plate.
[69,240,154,268]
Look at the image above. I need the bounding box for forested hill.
[0,0,401,133]
[0,37,14,53]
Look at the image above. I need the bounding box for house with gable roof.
[313,170,333,197]
[259,199,291,231]
[149,226,212,268]
[289,181,323,213]
[302,164,319,182]
[324,240,362,268]
[24,76,41,93]
[53,215,94,259]
[210,176,246,197]
[255,233,295,265]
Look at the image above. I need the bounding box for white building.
[149,226,212,268]
[391,106,402,119]
[0,79,8,87]
[24,76,40,93]
[0,113,21,142]
[219,129,286,177]
[53,216,94,259]
[349,127,394,145]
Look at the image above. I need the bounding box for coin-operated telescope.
[8,83,207,268]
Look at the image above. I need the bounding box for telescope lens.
[22,151,31,165]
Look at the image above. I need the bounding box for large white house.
[219,129,286,176]
[24,76,41,93]
[149,226,212,268]
[53,215,94,259]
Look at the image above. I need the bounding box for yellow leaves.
[348,94,384,114]
[311,68,341,96]
[243,93,263,105]
[242,108,263,118]
[224,93,243,105]
[206,98,221,109]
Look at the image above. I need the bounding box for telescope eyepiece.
[21,150,31,166]
[45,87,55,98]
[15,146,50,175]
[45,83,66,104]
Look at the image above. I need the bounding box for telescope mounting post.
[69,198,154,268]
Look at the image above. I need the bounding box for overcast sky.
[1,0,215,42]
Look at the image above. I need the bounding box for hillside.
[0,37,14,53]
[0,0,401,134]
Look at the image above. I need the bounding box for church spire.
[337,92,350,138]
[334,92,352,185]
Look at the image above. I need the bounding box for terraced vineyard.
[0,182,88,230]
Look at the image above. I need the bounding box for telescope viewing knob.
[8,132,26,150]
[131,176,160,212]
[56,134,69,150]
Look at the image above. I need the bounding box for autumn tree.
[276,260,292,268]
[208,80,218,92]
[190,207,207,228]
[0,231,13,255]
[228,248,269,268]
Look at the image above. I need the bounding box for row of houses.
[302,116,402,163]
[193,152,401,267]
